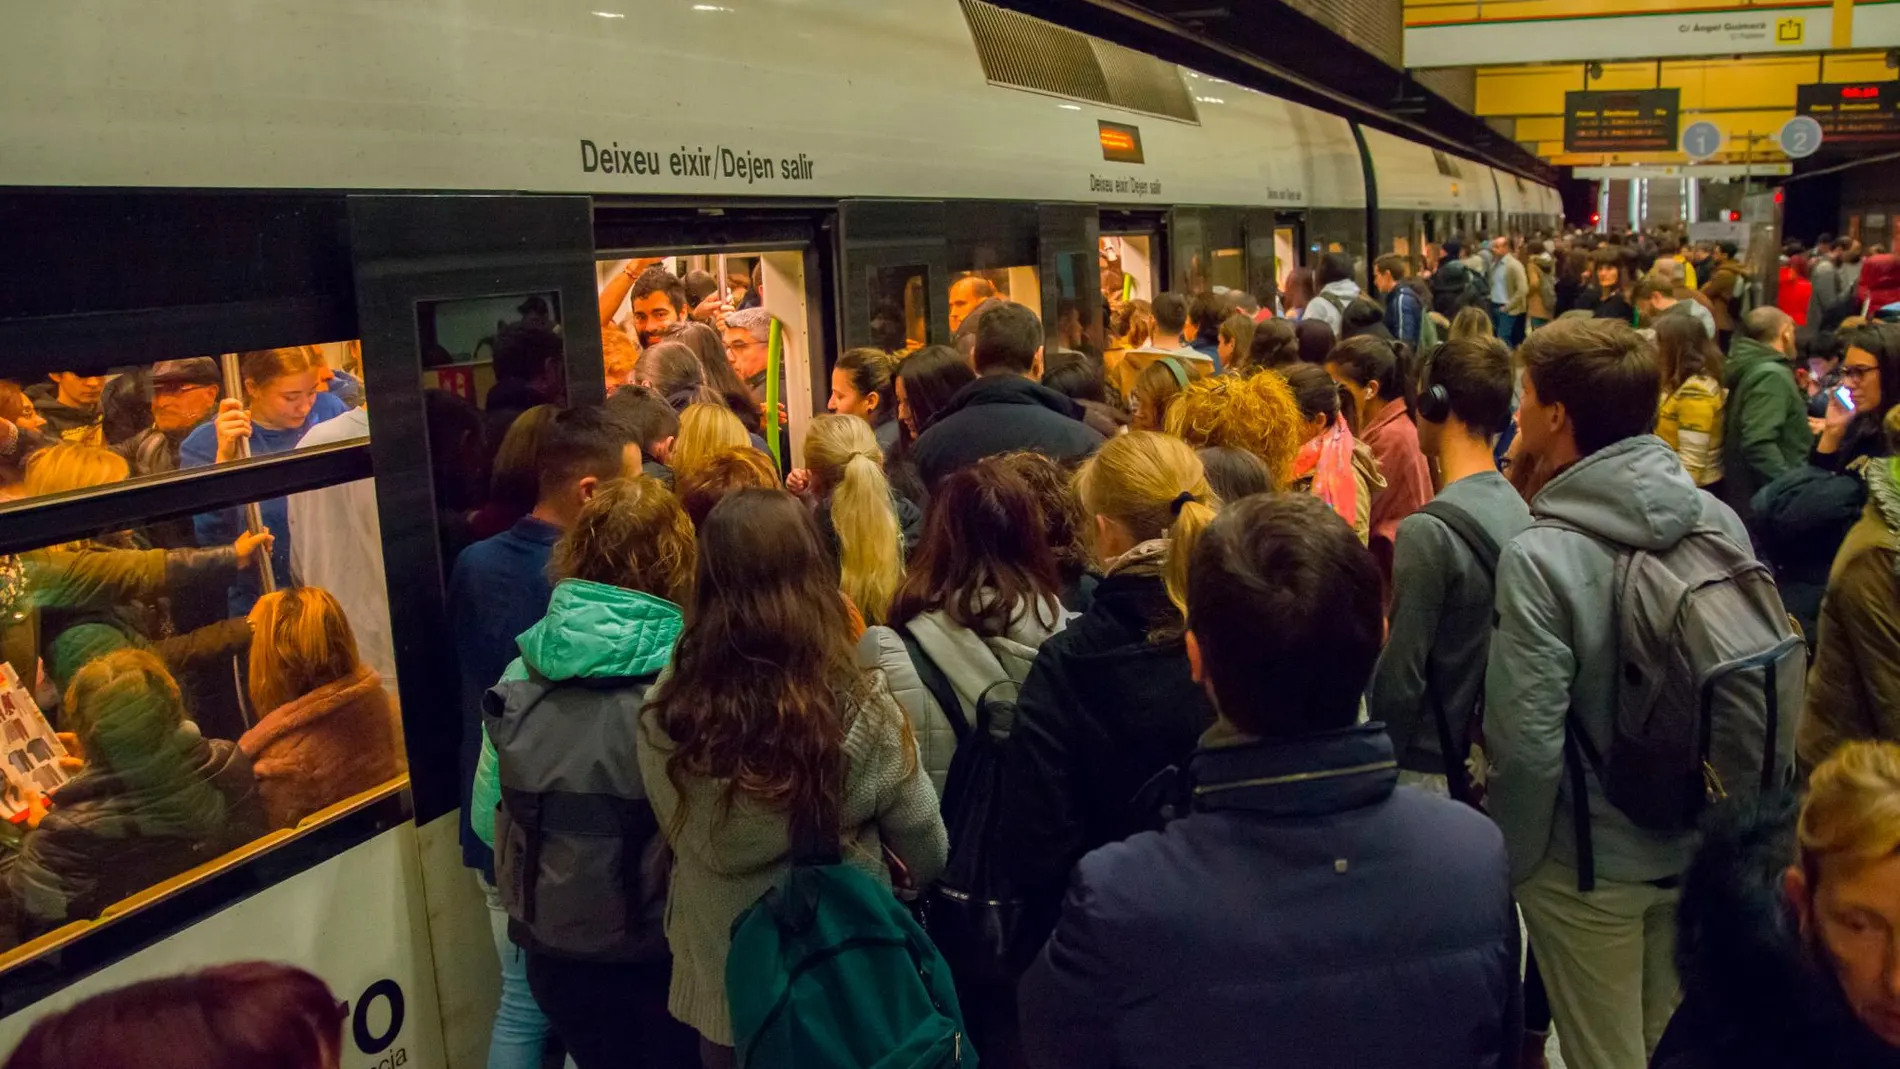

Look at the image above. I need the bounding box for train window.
[419,293,564,409]
[1171,212,1243,296]
[949,267,1041,334]
[0,471,406,959]
[0,345,367,507]
[866,265,929,356]
[1306,208,1368,289]
[1053,252,1099,358]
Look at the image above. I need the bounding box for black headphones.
[1415,344,1452,424]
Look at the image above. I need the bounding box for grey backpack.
[1539,521,1803,889]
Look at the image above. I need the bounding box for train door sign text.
[1778,115,1824,159]
[1681,121,1724,162]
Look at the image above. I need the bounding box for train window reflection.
[949,267,1040,334]
[867,266,927,355]
[0,476,406,954]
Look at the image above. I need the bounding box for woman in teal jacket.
[472,476,699,1069]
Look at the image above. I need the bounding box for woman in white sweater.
[638,488,947,1067]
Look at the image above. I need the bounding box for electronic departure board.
[1563,89,1681,153]
[1565,90,1687,153]
[1796,82,1900,142]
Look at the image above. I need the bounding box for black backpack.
[901,633,1035,985]
[1416,499,1502,809]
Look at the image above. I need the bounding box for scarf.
[1104,538,1171,579]
[1293,420,1361,529]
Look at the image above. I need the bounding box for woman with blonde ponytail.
[1001,431,1221,931]
[800,414,919,625]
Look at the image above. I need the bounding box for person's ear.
[576,475,601,504]
[1366,379,1382,403]
[1784,865,1814,939]
[1185,629,1204,685]
[1030,347,1045,381]
[657,436,675,464]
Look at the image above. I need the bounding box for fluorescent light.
[1059,104,1082,111]
[691,3,732,9]
[1196,96,1225,104]
[592,10,624,16]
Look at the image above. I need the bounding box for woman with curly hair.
[1162,370,1307,489]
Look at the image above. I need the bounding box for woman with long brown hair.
[637,490,946,1063]
[240,587,404,829]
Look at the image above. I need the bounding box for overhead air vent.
[1432,149,1464,180]
[959,0,1199,124]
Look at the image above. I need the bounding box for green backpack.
[727,825,974,1069]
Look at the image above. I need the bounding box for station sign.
[1795,82,1900,142]
[1564,89,1681,153]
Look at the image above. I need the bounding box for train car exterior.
[0,1,1560,1064]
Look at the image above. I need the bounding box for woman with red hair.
[3,962,347,1069]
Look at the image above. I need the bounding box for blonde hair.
[804,414,903,625]
[239,347,317,388]
[247,587,362,715]
[551,476,696,604]
[1074,431,1218,615]
[1799,740,1900,882]
[1449,306,1495,341]
[1162,373,1304,490]
[601,328,642,388]
[24,443,129,498]
[671,403,753,482]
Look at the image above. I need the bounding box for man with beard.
[1654,741,1900,1068]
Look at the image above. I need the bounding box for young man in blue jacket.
[1020,493,1521,1069]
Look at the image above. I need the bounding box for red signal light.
[1590,211,1601,224]
[1774,189,1785,204]
[1727,210,1741,222]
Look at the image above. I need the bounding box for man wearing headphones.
[1366,336,1530,802]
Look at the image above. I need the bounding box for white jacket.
[858,597,1067,793]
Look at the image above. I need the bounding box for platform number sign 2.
[1779,115,1824,159]
[1681,121,1723,162]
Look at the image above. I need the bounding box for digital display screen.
[1098,121,1145,164]
[1797,82,1900,142]
[1563,89,1680,153]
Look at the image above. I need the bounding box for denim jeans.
[1493,309,1526,347]
[479,874,571,1069]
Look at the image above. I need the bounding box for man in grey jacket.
[1368,335,1529,796]
[1486,318,1755,1069]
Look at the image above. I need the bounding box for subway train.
[0,0,1560,1060]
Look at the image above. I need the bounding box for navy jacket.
[911,375,1103,491]
[1020,724,1521,1069]
[448,515,561,875]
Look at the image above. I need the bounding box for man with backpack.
[1302,251,1362,337]
[1020,492,1520,1069]
[1486,318,1801,1069]
[1368,336,1529,800]
[1431,241,1486,319]
[1373,254,1432,350]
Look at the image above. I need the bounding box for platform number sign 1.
[1779,115,1824,159]
[1681,121,1723,162]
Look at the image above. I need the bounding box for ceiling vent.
[960,0,1200,124]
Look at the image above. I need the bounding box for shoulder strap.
[899,624,971,744]
[1419,498,1503,577]
[1321,291,1352,314]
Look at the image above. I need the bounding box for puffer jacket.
[1652,794,1900,1069]
[1019,723,1521,1069]
[1656,374,1726,487]
[1487,436,1753,887]
[859,595,1068,794]
[478,580,684,965]
[1858,252,1900,314]
[240,663,405,830]
[998,546,1217,938]
[3,729,265,935]
[1796,457,1900,773]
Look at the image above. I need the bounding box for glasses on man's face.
[1842,364,1881,383]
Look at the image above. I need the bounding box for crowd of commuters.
[15,230,1900,1069]
[426,232,1900,1069]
